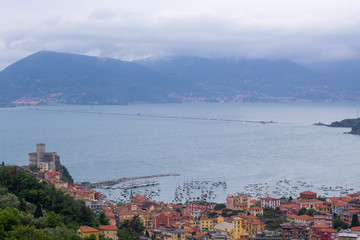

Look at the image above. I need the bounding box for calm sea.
[1,102,360,203]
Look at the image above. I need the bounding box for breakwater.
[79,173,180,189]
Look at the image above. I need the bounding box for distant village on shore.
[22,143,360,240]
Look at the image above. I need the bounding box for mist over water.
[1,102,359,203]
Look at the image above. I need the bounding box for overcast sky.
[1,0,360,70]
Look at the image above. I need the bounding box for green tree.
[29,164,39,172]
[207,212,218,218]
[99,211,110,225]
[10,226,52,240]
[298,207,307,216]
[0,207,20,232]
[334,215,349,230]
[119,215,145,240]
[61,165,74,183]
[42,226,76,240]
[0,193,20,209]
[214,204,226,210]
[34,202,43,218]
[84,234,97,240]
[19,198,27,212]
[351,214,360,227]
[9,225,51,240]
[305,209,316,217]
[45,211,63,228]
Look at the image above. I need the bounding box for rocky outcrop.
[349,123,360,135]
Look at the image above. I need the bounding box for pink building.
[280,204,296,215]
[292,198,324,212]
[314,213,333,228]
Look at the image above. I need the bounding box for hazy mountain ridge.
[0,51,175,104]
[0,51,358,105]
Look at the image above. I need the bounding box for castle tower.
[28,143,61,171]
[36,143,45,165]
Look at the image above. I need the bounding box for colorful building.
[200,217,217,234]
[226,193,251,210]
[280,204,296,215]
[99,225,118,240]
[292,198,324,212]
[261,197,280,209]
[332,202,350,214]
[249,206,263,216]
[281,222,311,240]
[313,213,333,228]
[300,191,317,200]
[77,226,99,240]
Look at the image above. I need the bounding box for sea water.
[1,102,359,203]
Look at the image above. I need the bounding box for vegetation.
[207,212,218,218]
[60,165,74,184]
[0,165,97,239]
[99,211,110,225]
[298,207,307,216]
[334,215,349,231]
[351,214,360,227]
[214,203,226,210]
[329,118,360,128]
[258,207,287,230]
[118,215,144,240]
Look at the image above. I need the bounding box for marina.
[243,179,356,199]
[79,173,179,188]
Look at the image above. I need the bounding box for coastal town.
[23,144,360,240]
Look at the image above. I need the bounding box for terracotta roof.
[79,226,99,233]
[249,206,262,210]
[281,204,295,208]
[201,217,217,221]
[333,202,348,207]
[193,233,204,239]
[294,198,323,203]
[247,215,259,219]
[312,224,329,229]
[261,197,280,201]
[322,228,337,233]
[296,215,313,220]
[300,191,317,195]
[99,225,118,230]
[351,226,360,232]
[248,221,263,225]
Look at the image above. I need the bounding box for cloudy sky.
[1,0,360,70]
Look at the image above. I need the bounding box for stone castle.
[29,143,61,171]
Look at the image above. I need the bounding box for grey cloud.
[1,0,360,69]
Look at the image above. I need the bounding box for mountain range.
[0,51,359,105]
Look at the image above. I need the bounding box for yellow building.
[233,217,251,240]
[247,221,265,235]
[140,214,153,229]
[200,217,217,233]
[316,205,331,214]
[39,162,49,172]
[77,226,99,240]
[99,225,117,240]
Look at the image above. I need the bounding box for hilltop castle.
[29,143,61,171]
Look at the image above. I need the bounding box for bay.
[1,102,359,203]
